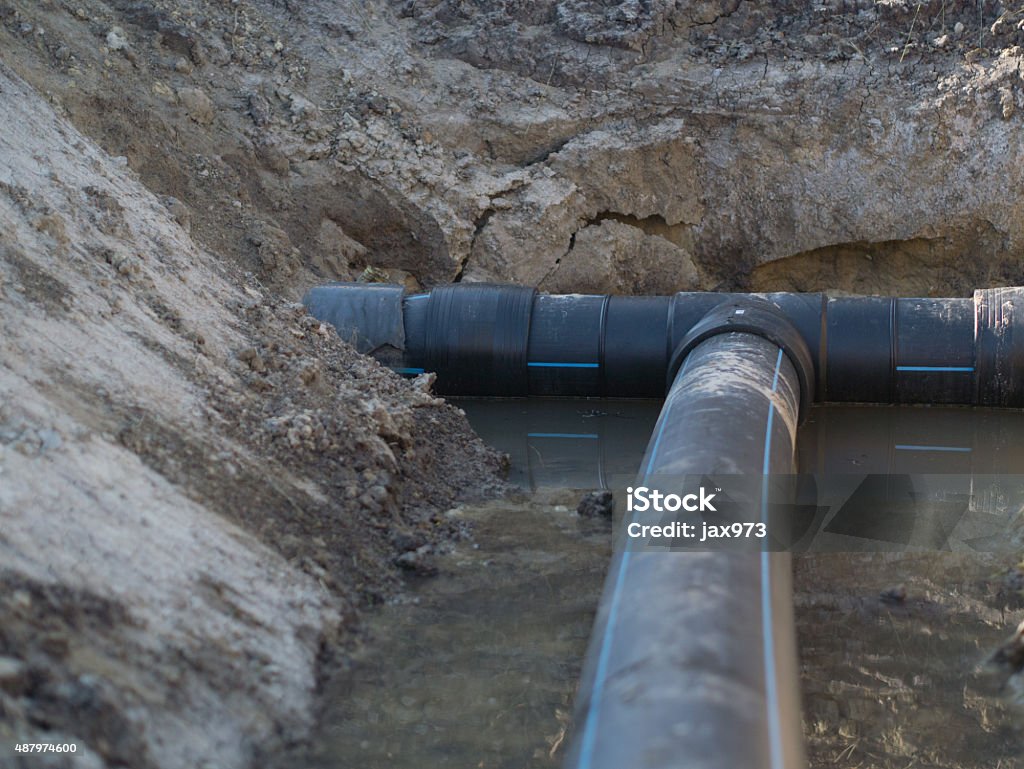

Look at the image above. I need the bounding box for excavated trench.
[6,1,1024,767]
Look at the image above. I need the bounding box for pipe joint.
[668,298,816,422]
[422,283,537,395]
[975,287,1024,407]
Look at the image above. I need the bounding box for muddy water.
[795,406,1024,767]
[796,552,1024,769]
[304,493,611,769]
[308,400,1024,769]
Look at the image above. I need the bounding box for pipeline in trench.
[304,283,1024,769]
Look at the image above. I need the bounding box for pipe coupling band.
[667,298,816,422]
[423,284,537,395]
[975,286,1024,406]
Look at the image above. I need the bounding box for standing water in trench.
[301,401,1024,769]
[300,494,611,769]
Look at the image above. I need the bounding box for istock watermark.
[625,485,718,513]
[623,483,768,548]
[616,472,1024,553]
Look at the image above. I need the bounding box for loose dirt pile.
[0,59,501,769]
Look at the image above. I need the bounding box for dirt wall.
[4,1,1023,299]
[0,60,502,768]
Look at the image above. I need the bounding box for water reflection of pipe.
[453,399,660,490]
[797,405,1024,476]
[461,399,1024,553]
[459,400,1024,493]
[795,406,1024,551]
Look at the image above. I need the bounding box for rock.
[288,94,319,124]
[395,546,439,576]
[255,142,291,176]
[311,218,367,277]
[391,529,427,553]
[358,491,381,513]
[989,620,1024,675]
[367,484,390,504]
[358,265,390,283]
[33,213,69,252]
[178,87,215,125]
[577,490,614,518]
[248,92,272,126]
[188,39,208,67]
[543,219,701,295]
[0,656,27,695]
[879,584,906,604]
[37,428,62,452]
[248,221,302,277]
[108,251,141,278]
[1000,87,1015,119]
[380,267,420,291]
[105,27,129,52]
[152,81,175,101]
[805,694,841,722]
[297,360,322,387]
[237,347,266,373]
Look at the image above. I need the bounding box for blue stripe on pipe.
[894,444,972,453]
[393,367,425,375]
[405,294,430,301]
[527,361,600,368]
[761,347,785,769]
[642,392,677,480]
[896,365,974,372]
[575,356,692,769]
[527,432,599,439]
[576,546,632,769]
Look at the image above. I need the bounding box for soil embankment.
[0,58,501,769]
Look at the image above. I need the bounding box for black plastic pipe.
[564,330,806,769]
[304,283,1024,406]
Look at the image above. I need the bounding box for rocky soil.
[0,56,502,769]
[4,0,1024,767]
[3,1,1024,300]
